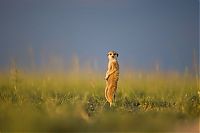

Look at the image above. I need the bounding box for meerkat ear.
[117,53,119,57]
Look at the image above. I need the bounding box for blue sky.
[0,0,198,72]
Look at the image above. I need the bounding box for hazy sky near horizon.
[0,0,198,72]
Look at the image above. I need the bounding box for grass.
[0,69,199,132]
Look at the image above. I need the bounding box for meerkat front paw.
[105,76,108,80]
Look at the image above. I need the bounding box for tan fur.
[105,51,119,107]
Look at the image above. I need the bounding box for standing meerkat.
[105,50,119,107]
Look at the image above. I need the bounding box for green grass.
[0,70,199,132]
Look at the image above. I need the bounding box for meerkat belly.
[108,71,119,85]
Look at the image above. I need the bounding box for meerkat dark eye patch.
[114,53,118,57]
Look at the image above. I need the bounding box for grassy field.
[0,68,199,132]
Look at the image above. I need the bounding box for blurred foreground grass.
[0,70,199,132]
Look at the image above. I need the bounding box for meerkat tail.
[109,102,113,107]
[105,87,113,106]
[105,87,109,102]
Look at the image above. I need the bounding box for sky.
[0,0,199,72]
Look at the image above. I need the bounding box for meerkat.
[105,50,119,107]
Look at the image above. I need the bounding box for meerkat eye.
[109,53,112,55]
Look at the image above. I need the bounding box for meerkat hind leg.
[108,90,116,107]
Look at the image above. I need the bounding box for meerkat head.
[107,51,119,60]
